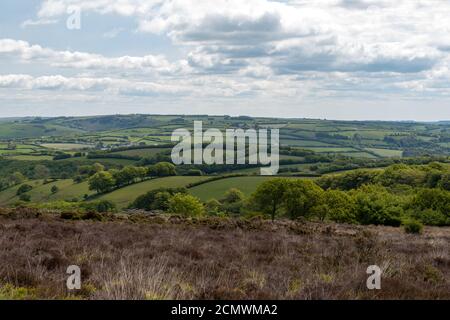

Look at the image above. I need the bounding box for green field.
[303,147,357,153]
[341,152,379,158]
[7,155,54,161]
[366,148,403,157]
[111,147,171,158]
[40,143,93,150]
[189,176,309,201]
[280,139,337,147]
[99,176,210,208]
[0,180,94,205]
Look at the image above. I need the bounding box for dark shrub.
[18,194,31,202]
[130,187,186,211]
[403,220,424,234]
[17,184,33,195]
[82,200,116,213]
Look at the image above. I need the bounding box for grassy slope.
[189,176,308,201]
[98,176,210,208]
[0,180,93,205]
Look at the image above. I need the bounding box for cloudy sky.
[0,0,450,120]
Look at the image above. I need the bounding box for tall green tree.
[252,178,289,221]
[34,164,50,179]
[148,162,177,177]
[88,171,115,194]
[283,180,323,219]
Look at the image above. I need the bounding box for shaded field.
[0,210,448,300]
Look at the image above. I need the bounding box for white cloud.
[0,74,188,96]
[0,39,190,75]
[2,0,450,119]
[33,0,450,74]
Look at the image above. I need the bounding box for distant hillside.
[0,114,448,159]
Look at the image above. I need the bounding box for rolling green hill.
[0,115,449,160]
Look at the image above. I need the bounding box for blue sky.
[0,0,449,120]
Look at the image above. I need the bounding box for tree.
[93,163,105,173]
[113,166,140,187]
[316,190,357,223]
[283,180,324,219]
[88,171,115,194]
[130,188,187,211]
[153,191,172,211]
[409,188,450,217]
[34,165,50,179]
[252,178,289,221]
[8,172,25,185]
[17,184,33,195]
[351,184,403,226]
[168,193,205,217]
[51,185,59,194]
[375,164,426,187]
[136,167,148,181]
[317,169,380,190]
[439,173,450,191]
[148,162,177,177]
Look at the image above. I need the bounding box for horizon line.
[0,113,449,124]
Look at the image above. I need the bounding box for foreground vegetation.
[0,208,448,300]
[1,162,449,229]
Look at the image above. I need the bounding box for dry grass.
[0,207,449,300]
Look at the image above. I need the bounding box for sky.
[0,0,449,121]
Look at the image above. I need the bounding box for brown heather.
[0,207,449,300]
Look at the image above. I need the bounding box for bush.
[82,200,117,213]
[18,194,31,202]
[407,208,449,226]
[51,185,59,194]
[186,169,203,176]
[130,188,187,211]
[222,188,245,204]
[205,199,223,216]
[403,220,424,234]
[60,211,82,220]
[53,153,72,160]
[16,184,32,196]
[168,194,205,217]
[409,188,450,217]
